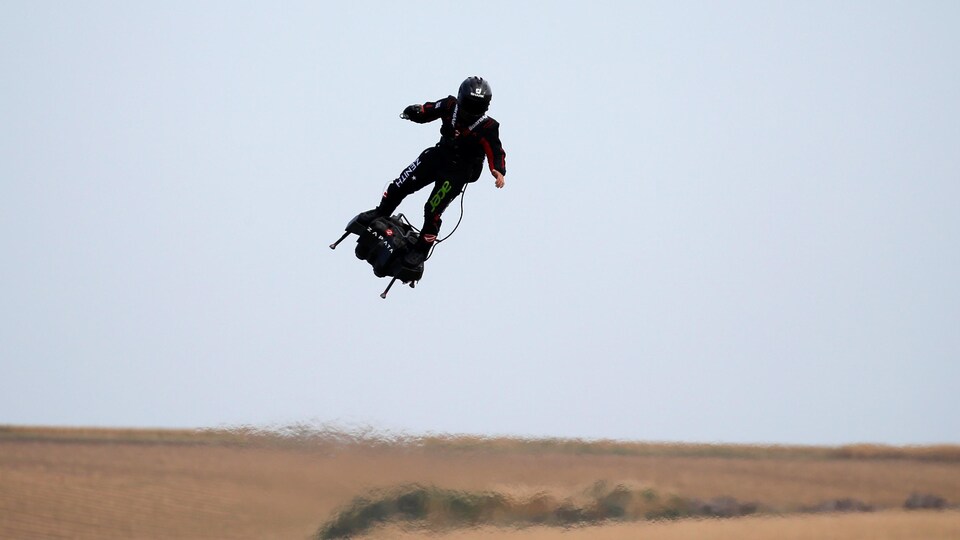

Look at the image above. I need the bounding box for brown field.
[1,426,959,539]
[369,511,960,540]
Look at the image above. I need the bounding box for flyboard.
[329,214,424,299]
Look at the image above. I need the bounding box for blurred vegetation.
[316,482,704,539]
[316,481,956,539]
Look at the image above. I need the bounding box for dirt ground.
[2,427,958,539]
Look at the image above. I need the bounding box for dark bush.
[904,493,948,510]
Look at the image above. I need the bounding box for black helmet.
[457,76,492,117]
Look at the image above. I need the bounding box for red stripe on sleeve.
[480,137,497,172]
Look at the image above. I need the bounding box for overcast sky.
[2,1,958,445]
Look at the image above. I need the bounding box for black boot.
[356,208,381,226]
[402,236,431,268]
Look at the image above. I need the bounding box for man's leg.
[359,148,438,224]
[403,178,465,266]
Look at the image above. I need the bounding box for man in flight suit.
[358,76,507,268]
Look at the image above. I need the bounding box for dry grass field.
[1,426,958,539]
[369,511,960,540]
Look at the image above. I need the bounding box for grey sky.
[2,1,958,445]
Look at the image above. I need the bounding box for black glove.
[400,104,422,119]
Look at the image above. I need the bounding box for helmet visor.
[459,95,489,116]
